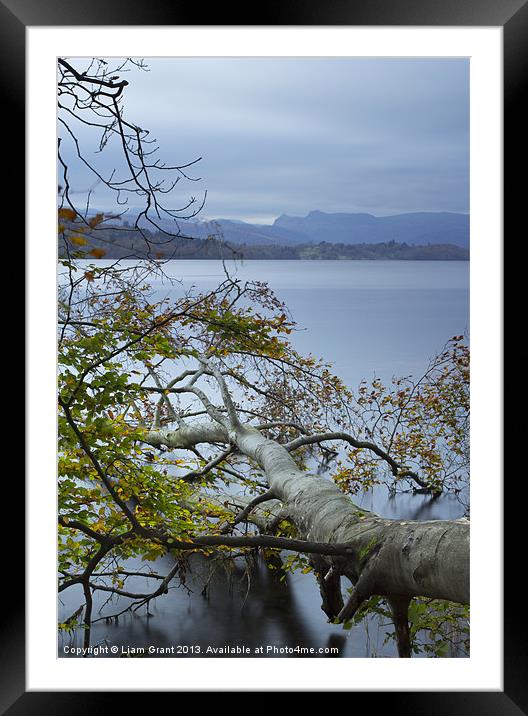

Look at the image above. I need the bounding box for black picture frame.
[6,0,520,709]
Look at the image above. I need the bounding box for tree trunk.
[145,422,469,618]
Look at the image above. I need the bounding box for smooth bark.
[145,421,469,616]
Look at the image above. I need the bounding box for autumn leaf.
[88,213,104,228]
[89,248,107,258]
[58,208,77,221]
[69,236,88,246]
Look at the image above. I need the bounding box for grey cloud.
[60,57,469,222]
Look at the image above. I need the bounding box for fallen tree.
[57,57,469,658]
[145,417,469,608]
[58,260,469,658]
[142,357,468,658]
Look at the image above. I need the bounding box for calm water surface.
[59,260,469,658]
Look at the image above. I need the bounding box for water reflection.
[59,552,356,658]
[59,482,466,659]
[355,483,466,522]
[59,260,469,658]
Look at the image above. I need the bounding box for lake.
[59,260,469,658]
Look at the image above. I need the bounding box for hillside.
[273,211,469,249]
[114,209,469,249]
[59,231,469,261]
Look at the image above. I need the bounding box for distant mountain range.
[59,209,469,260]
[122,210,469,249]
[272,210,469,249]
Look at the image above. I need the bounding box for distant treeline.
[59,228,469,261]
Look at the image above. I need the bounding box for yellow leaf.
[69,236,88,246]
[58,208,77,221]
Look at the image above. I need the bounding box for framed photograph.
[7,0,520,708]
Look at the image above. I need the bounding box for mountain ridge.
[271,210,469,248]
[94,209,469,250]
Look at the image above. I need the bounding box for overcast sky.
[62,57,469,225]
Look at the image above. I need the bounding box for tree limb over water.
[57,58,469,659]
